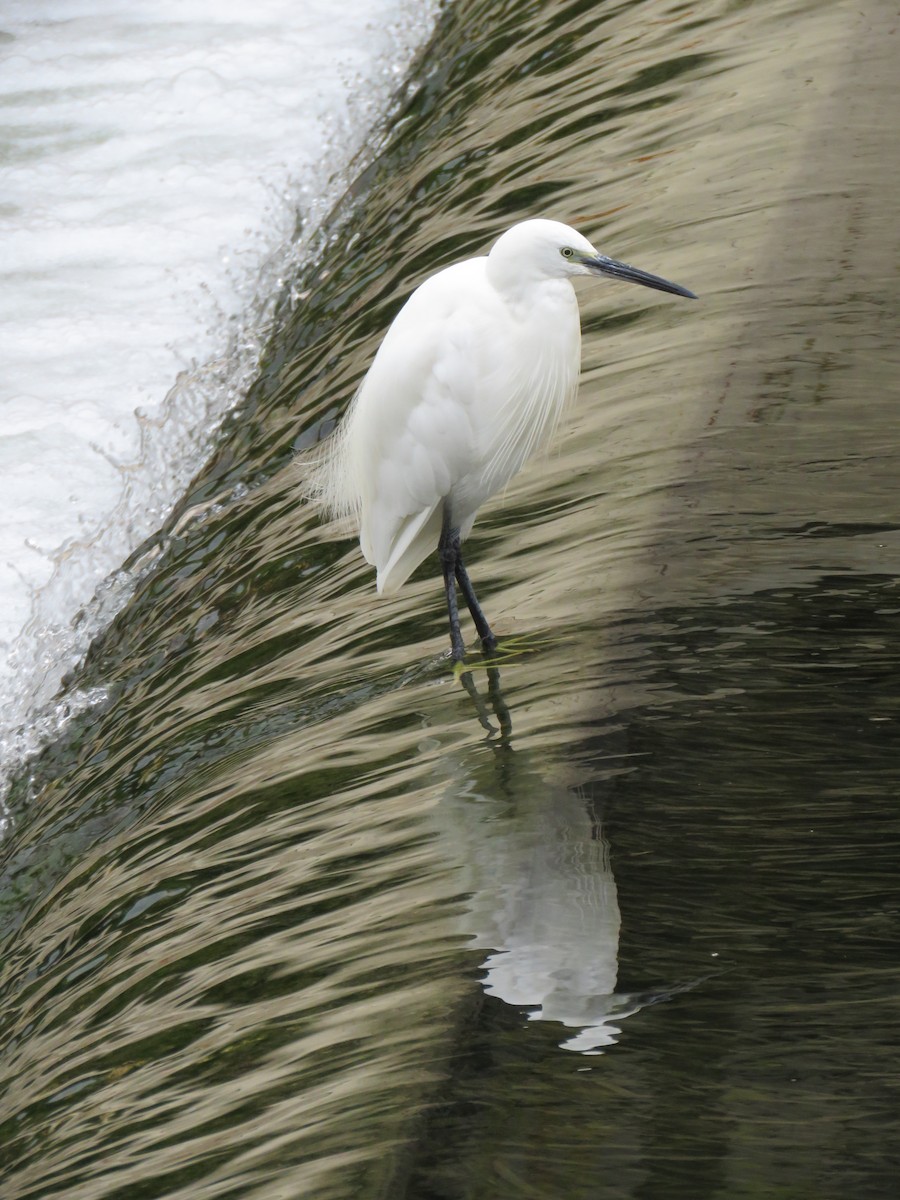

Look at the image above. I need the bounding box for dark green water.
[2,0,899,1196]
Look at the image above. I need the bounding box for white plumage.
[307,218,694,659]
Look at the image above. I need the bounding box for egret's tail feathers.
[297,416,361,530]
[374,504,442,596]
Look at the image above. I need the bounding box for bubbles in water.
[0,0,440,812]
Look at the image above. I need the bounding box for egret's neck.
[488,264,576,320]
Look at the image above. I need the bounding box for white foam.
[0,0,438,799]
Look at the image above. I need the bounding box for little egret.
[307,218,695,660]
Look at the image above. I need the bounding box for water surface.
[1,0,898,1196]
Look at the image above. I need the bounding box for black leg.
[455,551,497,653]
[438,512,465,661]
[439,506,497,659]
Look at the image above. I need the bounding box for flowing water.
[0,0,437,752]
[2,0,899,1196]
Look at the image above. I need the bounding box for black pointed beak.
[587,253,696,299]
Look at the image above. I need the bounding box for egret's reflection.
[437,678,648,1055]
[457,664,511,739]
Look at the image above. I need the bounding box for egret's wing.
[350,261,489,593]
[373,502,443,596]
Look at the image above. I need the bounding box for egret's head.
[489,218,696,299]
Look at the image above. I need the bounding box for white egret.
[307,218,695,660]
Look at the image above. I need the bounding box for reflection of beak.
[587,253,697,299]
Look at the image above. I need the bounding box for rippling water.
[2,0,898,1196]
[0,0,437,767]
